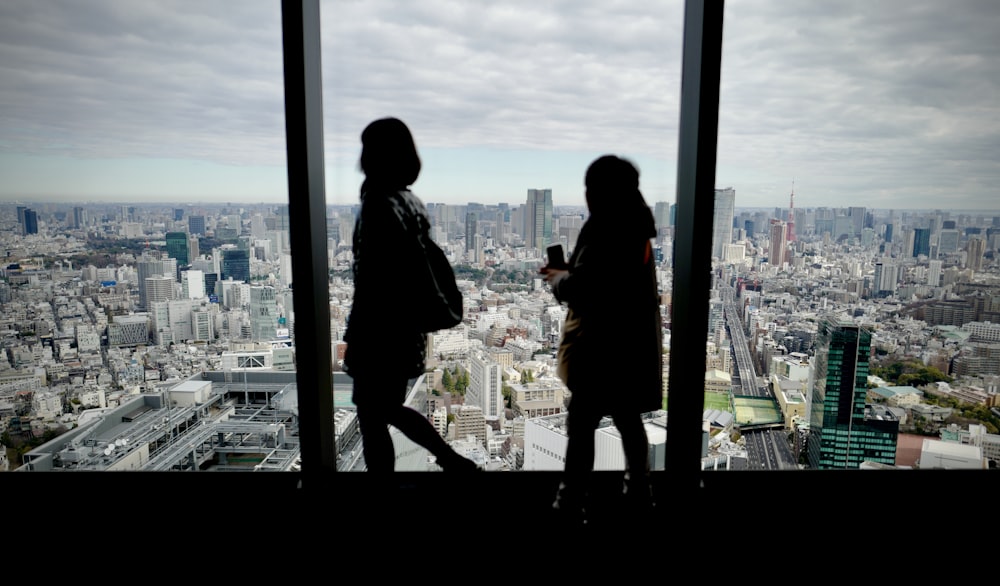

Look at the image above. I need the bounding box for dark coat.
[551,209,664,414]
[343,188,429,382]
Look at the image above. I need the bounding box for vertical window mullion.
[666,0,725,490]
[282,0,336,479]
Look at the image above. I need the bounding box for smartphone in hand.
[546,244,567,269]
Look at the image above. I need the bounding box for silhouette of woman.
[541,154,663,523]
[343,117,477,473]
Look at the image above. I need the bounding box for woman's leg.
[611,411,654,509]
[563,404,603,478]
[356,400,395,473]
[612,412,650,477]
[555,401,603,519]
[387,405,476,471]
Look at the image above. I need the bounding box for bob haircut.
[584,154,644,216]
[359,117,422,188]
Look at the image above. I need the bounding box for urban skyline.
[4,190,1000,473]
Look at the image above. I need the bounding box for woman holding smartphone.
[540,154,663,525]
[344,117,477,474]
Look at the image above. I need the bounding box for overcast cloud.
[0,0,997,210]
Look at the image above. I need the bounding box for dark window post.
[667,0,725,491]
[282,0,336,480]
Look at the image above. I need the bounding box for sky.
[1,0,998,211]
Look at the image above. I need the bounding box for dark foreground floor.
[10,468,995,552]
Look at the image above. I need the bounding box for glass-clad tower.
[711,188,735,260]
[808,318,898,469]
[526,188,553,252]
[165,232,189,266]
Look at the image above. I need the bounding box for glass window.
[320,1,684,472]
[4,1,299,473]
[712,0,1000,471]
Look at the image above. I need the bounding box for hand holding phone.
[546,244,567,269]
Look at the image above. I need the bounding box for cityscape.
[3,190,999,474]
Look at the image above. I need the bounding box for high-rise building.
[808,318,898,469]
[73,206,86,229]
[848,206,866,237]
[136,255,169,309]
[927,259,943,286]
[873,259,897,295]
[188,215,206,236]
[165,232,189,267]
[453,405,487,448]
[525,188,553,251]
[204,273,219,300]
[938,228,960,254]
[913,227,931,257]
[653,202,671,233]
[222,248,251,283]
[465,212,477,252]
[250,286,278,342]
[192,309,214,342]
[22,209,38,235]
[712,188,735,260]
[181,269,205,299]
[144,275,176,308]
[768,220,787,268]
[967,236,987,271]
[469,352,504,422]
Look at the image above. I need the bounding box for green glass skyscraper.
[808,317,898,469]
[525,188,552,251]
[165,232,189,266]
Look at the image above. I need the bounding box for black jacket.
[343,188,430,379]
[551,207,663,413]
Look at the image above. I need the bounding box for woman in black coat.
[344,117,476,473]
[541,154,663,522]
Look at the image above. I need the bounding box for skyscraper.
[144,275,176,308]
[250,286,278,342]
[465,212,477,252]
[712,188,736,259]
[848,206,866,237]
[913,227,931,257]
[967,236,987,271]
[768,220,787,268]
[22,209,38,235]
[222,248,251,283]
[525,188,553,251]
[73,206,86,229]
[188,215,206,236]
[653,202,671,233]
[137,255,169,310]
[808,318,898,469]
[165,232,189,266]
[938,228,960,254]
[873,259,897,295]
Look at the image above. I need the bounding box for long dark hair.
[359,117,421,194]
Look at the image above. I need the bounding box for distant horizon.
[3,198,999,216]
